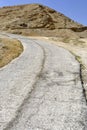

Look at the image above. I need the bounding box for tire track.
[1,38,46,130]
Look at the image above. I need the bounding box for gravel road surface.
[0,34,87,130]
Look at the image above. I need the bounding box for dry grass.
[0,38,23,68]
[0,4,84,38]
[49,37,86,47]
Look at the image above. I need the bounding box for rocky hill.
[0,4,87,38]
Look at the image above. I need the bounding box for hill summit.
[0,4,87,37]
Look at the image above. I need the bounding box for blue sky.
[0,0,87,25]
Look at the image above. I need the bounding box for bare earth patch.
[0,37,23,68]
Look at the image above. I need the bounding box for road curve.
[0,34,87,130]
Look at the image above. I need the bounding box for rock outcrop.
[0,4,86,37]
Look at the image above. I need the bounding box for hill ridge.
[0,3,86,37]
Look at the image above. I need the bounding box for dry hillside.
[0,4,87,38]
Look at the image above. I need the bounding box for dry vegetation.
[0,4,87,38]
[0,37,23,68]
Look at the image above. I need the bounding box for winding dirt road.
[0,34,87,130]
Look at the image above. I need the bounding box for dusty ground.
[0,35,23,68]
